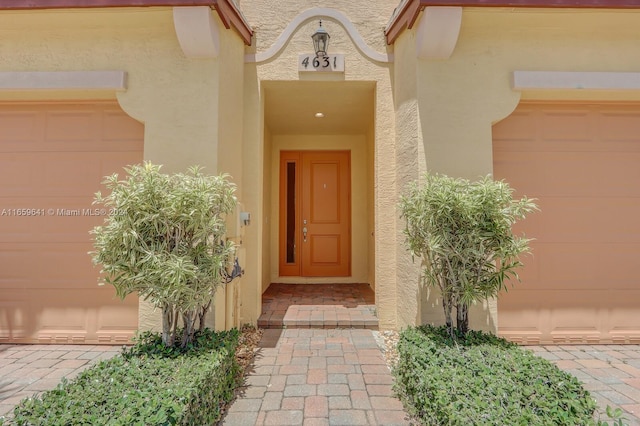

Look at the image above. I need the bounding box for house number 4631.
[298,54,345,72]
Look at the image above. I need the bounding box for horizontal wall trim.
[0,71,127,91]
[512,71,640,91]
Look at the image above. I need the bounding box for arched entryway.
[258,80,376,328]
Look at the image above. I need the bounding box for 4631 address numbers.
[298,54,345,72]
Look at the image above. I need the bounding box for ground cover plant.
[393,325,599,425]
[4,329,240,426]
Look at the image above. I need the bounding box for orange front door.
[279,151,351,277]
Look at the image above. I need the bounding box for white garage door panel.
[494,103,640,344]
[0,102,143,344]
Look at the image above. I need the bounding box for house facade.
[1,0,639,345]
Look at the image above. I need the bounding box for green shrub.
[7,329,240,426]
[91,163,237,348]
[394,326,598,425]
[400,173,537,335]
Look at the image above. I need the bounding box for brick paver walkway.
[222,328,410,426]
[529,345,640,425]
[3,340,640,425]
[0,344,121,419]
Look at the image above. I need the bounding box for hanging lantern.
[311,20,330,57]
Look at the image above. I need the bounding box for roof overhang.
[0,0,252,45]
[385,0,640,44]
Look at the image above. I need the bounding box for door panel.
[309,162,340,223]
[279,151,350,277]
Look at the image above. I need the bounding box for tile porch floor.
[257,283,378,330]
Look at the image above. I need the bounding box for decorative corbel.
[416,6,462,60]
[173,6,220,59]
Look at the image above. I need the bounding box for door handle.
[303,219,308,242]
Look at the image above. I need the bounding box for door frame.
[278,150,351,277]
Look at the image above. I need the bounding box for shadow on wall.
[0,302,40,346]
[418,285,497,334]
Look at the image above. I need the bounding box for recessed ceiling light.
[315,112,325,118]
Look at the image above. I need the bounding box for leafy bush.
[393,326,598,425]
[90,163,237,347]
[7,329,240,426]
[400,174,537,335]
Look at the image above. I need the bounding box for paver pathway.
[529,345,640,425]
[0,344,121,418]
[3,340,640,425]
[222,328,411,426]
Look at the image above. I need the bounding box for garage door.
[493,103,640,344]
[0,102,143,344]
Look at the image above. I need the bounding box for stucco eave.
[0,1,217,9]
[385,0,640,44]
[0,0,253,45]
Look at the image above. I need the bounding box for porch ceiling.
[263,81,375,135]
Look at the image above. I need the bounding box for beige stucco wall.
[0,8,222,174]
[417,7,640,179]
[391,25,424,331]
[9,4,637,336]
[366,124,376,292]
[408,7,640,333]
[240,0,404,329]
[261,126,274,294]
[0,7,247,332]
[214,17,248,331]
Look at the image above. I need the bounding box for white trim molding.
[173,6,220,59]
[512,71,640,91]
[244,7,392,64]
[416,7,462,60]
[0,71,127,91]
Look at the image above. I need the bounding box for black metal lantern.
[311,20,330,57]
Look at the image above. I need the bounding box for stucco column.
[114,19,222,333]
[391,29,424,330]
[414,25,521,333]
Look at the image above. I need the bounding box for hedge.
[393,325,598,425]
[5,329,240,426]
